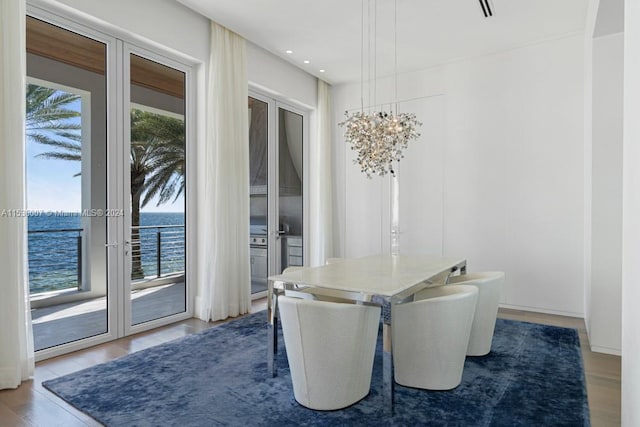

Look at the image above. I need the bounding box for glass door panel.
[248,96,305,292]
[249,96,269,294]
[128,54,187,325]
[278,107,304,272]
[26,17,109,351]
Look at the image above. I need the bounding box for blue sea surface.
[28,212,185,294]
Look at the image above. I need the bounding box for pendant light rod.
[394,0,398,114]
[373,0,377,112]
[367,0,372,113]
[360,0,364,112]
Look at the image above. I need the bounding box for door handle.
[105,242,118,248]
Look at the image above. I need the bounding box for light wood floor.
[0,301,621,426]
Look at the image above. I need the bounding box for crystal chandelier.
[339,0,422,178]
[341,110,421,178]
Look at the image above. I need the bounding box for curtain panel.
[310,79,334,265]
[0,0,35,390]
[195,21,251,321]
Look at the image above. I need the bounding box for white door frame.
[27,2,197,360]
[248,88,310,282]
[122,43,195,337]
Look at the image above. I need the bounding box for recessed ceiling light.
[319,69,325,73]
[285,50,293,54]
[303,60,310,64]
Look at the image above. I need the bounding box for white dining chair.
[392,284,478,390]
[280,266,308,294]
[447,271,504,356]
[278,295,381,410]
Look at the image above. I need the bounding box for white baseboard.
[499,303,584,319]
[589,345,622,356]
[499,303,623,356]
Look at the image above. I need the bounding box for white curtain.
[0,0,34,390]
[310,79,334,265]
[195,21,251,321]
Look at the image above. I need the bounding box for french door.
[123,47,190,333]
[248,90,308,297]
[26,7,193,360]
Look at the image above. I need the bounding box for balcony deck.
[31,282,186,351]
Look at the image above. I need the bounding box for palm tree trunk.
[131,190,144,280]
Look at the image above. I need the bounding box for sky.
[26,91,184,213]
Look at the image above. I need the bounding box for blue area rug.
[43,312,590,426]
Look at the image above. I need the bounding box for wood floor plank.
[0,399,30,427]
[0,383,87,427]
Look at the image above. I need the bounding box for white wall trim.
[590,346,622,356]
[499,303,584,319]
[594,30,624,40]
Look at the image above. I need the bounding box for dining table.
[266,253,467,413]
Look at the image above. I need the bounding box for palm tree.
[129,109,185,278]
[29,94,186,279]
[131,109,185,209]
[27,84,186,279]
[26,84,81,160]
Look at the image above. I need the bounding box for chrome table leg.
[267,280,278,377]
[382,322,394,414]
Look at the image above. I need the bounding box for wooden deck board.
[31,282,186,351]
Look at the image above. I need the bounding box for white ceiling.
[178,0,588,85]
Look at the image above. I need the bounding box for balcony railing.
[130,225,185,280]
[27,224,185,295]
[28,228,83,294]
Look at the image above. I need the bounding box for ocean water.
[28,212,185,294]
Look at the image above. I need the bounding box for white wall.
[333,35,585,316]
[247,43,317,110]
[583,0,598,363]
[590,32,623,354]
[623,0,640,423]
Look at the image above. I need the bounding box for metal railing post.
[76,233,82,291]
[156,230,162,278]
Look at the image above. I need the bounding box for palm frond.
[36,152,82,161]
[26,84,83,171]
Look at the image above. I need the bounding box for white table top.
[268,254,466,298]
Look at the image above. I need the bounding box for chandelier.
[339,0,422,178]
